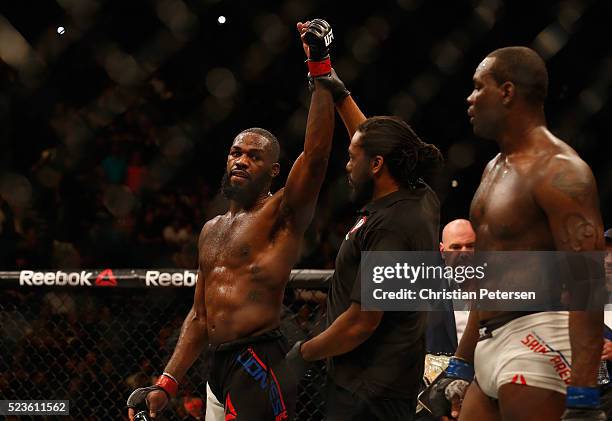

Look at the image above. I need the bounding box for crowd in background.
[0,95,351,272]
[2,1,609,274]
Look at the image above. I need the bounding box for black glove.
[303,18,333,62]
[303,19,334,77]
[561,408,607,420]
[286,340,310,382]
[308,68,351,103]
[127,385,168,417]
[561,387,607,420]
[418,357,473,418]
[134,410,152,421]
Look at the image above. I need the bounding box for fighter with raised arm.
[126,21,336,421]
[422,47,606,421]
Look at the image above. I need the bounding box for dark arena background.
[0,0,610,420]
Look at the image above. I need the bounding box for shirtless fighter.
[126,20,336,421]
[421,47,606,420]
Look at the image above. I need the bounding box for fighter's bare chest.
[199,209,291,272]
[200,217,268,267]
[470,163,541,242]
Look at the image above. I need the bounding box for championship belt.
[416,354,452,414]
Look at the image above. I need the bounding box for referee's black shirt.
[327,183,440,399]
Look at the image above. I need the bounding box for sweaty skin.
[199,183,306,344]
[466,57,603,334]
[455,55,604,421]
[197,87,334,346]
[127,82,334,421]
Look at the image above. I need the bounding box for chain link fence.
[0,269,331,420]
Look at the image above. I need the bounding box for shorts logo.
[224,393,237,420]
[236,348,288,420]
[345,216,367,240]
[511,374,527,385]
[520,332,571,385]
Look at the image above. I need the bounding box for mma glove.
[134,410,152,421]
[286,340,311,382]
[561,386,607,420]
[303,19,351,103]
[418,357,474,418]
[126,373,178,417]
[303,18,333,76]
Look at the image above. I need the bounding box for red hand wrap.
[307,57,331,77]
[156,373,179,397]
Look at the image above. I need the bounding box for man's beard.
[221,172,270,206]
[349,176,374,208]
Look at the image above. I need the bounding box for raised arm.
[535,154,604,387]
[297,22,366,140]
[281,21,335,233]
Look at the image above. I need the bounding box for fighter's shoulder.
[533,142,597,202]
[198,216,222,242]
[203,215,224,229]
[538,141,594,185]
[481,153,502,178]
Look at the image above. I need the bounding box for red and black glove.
[126,373,178,417]
[303,18,334,77]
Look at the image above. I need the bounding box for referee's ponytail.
[357,116,443,187]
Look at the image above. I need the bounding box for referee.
[287,29,443,419]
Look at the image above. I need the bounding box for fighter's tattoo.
[551,172,590,204]
[560,213,597,251]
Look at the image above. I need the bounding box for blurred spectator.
[163,216,195,248]
[0,195,16,269]
[182,396,205,420]
[101,142,127,184]
[126,150,146,193]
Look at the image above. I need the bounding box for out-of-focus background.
[1,0,610,271]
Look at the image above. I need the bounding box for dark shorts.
[207,329,296,421]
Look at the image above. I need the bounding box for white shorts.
[205,382,224,421]
[474,311,571,399]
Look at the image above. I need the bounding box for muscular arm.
[534,154,605,387]
[281,82,334,232]
[300,303,382,361]
[163,269,208,381]
[163,224,212,381]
